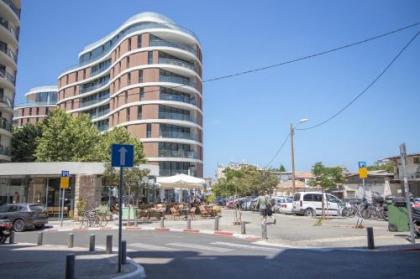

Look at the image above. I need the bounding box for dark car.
[0,203,48,232]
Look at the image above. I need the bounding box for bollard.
[241,222,246,235]
[9,230,15,244]
[367,227,375,249]
[37,232,43,246]
[89,234,95,252]
[261,223,268,240]
[65,253,75,279]
[121,241,127,264]
[187,217,192,230]
[106,235,113,254]
[214,216,220,231]
[160,217,165,228]
[68,233,74,248]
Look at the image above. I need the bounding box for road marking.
[132,257,174,264]
[210,241,283,252]
[129,243,180,252]
[167,242,232,253]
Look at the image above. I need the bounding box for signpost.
[111,144,134,273]
[358,161,368,200]
[60,170,70,227]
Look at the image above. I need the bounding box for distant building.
[385,153,420,196]
[274,171,316,196]
[215,162,256,181]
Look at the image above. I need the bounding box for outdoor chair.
[189,207,196,219]
[199,206,210,218]
[170,207,181,220]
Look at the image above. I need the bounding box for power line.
[57,21,420,107]
[296,30,419,131]
[264,132,290,169]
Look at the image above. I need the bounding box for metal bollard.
[187,217,192,230]
[37,232,43,245]
[65,253,75,279]
[261,223,268,240]
[89,234,95,252]
[241,222,246,235]
[121,241,127,264]
[160,217,165,228]
[68,233,74,248]
[367,227,375,249]
[9,230,15,244]
[106,235,113,254]
[214,216,220,231]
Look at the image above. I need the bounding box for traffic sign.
[111,144,134,167]
[60,170,70,189]
[359,168,368,179]
[358,161,367,169]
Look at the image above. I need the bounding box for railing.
[150,39,196,56]
[91,60,112,76]
[0,68,15,84]
[159,149,198,159]
[90,108,110,119]
[14,101,53,108]
[0,17,19,40]
[97,124,109,132]
[80,78,110,94]
[159,112,196,123]
[80,95,110,108]
[160,74,195,87]
[158,57,195,71]
[160,131,199,141]
[0,117,12,131]
[0,95,12,107]
[0,44,17,62]
[160,93,196,106]
[0,145,10,156]
[1,0,21,18]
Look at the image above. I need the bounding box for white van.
[292,192,342,216]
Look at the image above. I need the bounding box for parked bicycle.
[79,209,108,228]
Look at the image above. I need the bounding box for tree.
[35,110,101,162]
[308,162,345,217]
[367,161,394,173]
[278,164,286,172]
[11,123,43,162]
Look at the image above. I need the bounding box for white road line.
[129,243,180,252]
[167,242,232,253]
[210,241,283,252]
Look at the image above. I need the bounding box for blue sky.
[16,0,420,177]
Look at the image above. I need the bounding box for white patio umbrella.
[157,173,205,190]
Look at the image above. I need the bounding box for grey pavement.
[0,242,141,279]
[10,229,420,279]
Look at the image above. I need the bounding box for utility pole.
[399,143,416,246]
[290,123,296,193]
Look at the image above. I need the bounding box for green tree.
[367,161,394,173]
[308,162,345,217]
[11,123,43,162]
[278,164,286,172]
[35,110,101,162]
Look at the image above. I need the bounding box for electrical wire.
[296,30,419,131]
[264,132,290,169]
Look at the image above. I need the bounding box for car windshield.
[29,205,45,212]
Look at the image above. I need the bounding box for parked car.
[272,196,294,214]
[0,203,48,232]
[292,192,342,217]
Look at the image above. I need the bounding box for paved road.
[13,229,420,279]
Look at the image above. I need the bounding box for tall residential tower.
[57,13,203,177]
[0,0,20,161]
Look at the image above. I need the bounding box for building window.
[71,100,74,110]
[66,75,69,84]
[128,38,132,51]
[127,108,130,121]
[125,91,128,103]
[45,107,49,115]
[29,107,32,115]
[414,157,420,164]
[75,71,78,81]
[137,106,142,119]
[146,123,152,138]
[140,87,144,101]
[36,107,39,115]
[83,69,86,79]
[137,35,142,48]
[74,86,77,95]
[148,51,153,64]
[127,56,130,67]
[127,72,131,85]
[138,70,143,83]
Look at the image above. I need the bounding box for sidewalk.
[47,209,416,249]
[0,243,145,279]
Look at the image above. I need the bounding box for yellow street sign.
[359,167,368,179]
[60,176,69,189]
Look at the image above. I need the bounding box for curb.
[113,257,146,279]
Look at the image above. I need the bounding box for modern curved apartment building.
[57,12,203,177]
[0,0,20,161]
[13,86,58,127]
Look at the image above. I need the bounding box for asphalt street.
[11,229,420,279]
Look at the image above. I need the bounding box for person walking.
[257,192,276,225]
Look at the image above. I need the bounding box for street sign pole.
[61,188,65,227]
[399,144,416,246]
[118,165,123,273]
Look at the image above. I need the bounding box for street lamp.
[290,118,309,194]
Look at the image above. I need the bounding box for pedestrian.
[257,191,276,225]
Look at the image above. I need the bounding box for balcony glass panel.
[80,75,110,94]
[0,42,17,62]
[1,0,21,18]
[160,88,196,106]
[150,35,196,55]
[0,95,12,107]
[0,68,15,84]
[91,59,111,76]
[159,70,195,87]
[80,91,110,108]
[0,17,18,40]
[0,116,12,131]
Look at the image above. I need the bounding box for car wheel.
[13,219,25,232]
[304,208,315,217]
